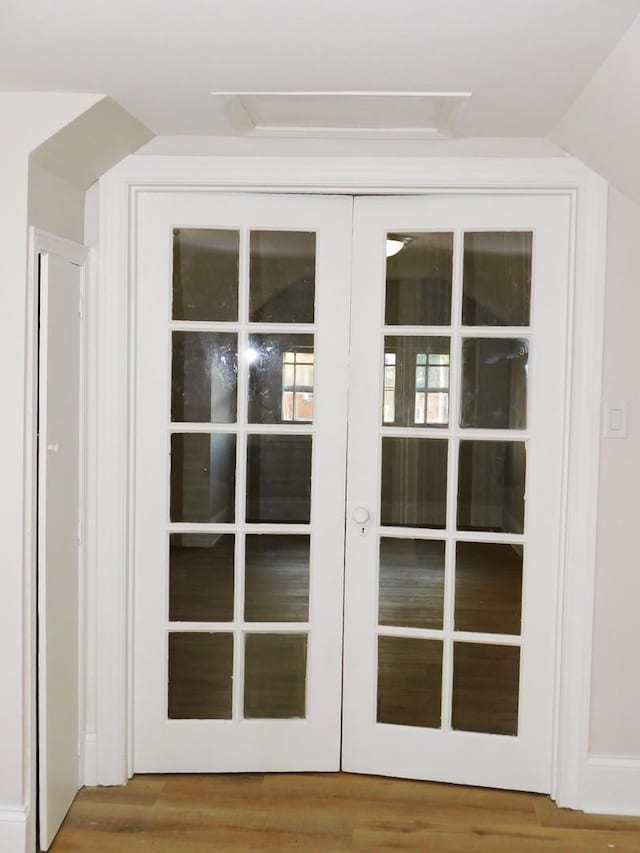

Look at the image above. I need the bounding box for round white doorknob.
[352,506,370,525]
[47,442,60,453]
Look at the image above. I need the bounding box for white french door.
[133,190,571,791]
[134,192,353,771]
[342,195,570,792]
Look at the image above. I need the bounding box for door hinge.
[77,519,82,545]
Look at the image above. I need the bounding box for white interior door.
[38,251,83,850]
[133,190,571,790]
[134,192,353,772]
[342,194,571,792]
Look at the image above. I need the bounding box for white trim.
[83,733,98,788]
[581,755,640,816]
[0,806,28,853]
[94,156,608,812]
[25,228,87,853]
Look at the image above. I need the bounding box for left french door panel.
[133,192,353,772]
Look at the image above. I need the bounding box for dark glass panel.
[457,441,526,534]
[249,231,316,323]
[244,633,307,719]
[452,642,520,735]
[246,435,312,524]
[244,535,310,622]
[381,438,448,529]
[454,542,523,635]
[168,632,233,719]
[248,334,314,424]
[462,232,532,327]
[379,538,445,629]
[171,331,238,423]
[377,636,442,728]
[172,228,239,322]
[385,232,453,326]
[169,534,235,623]
[170,433,236,524]
[460,338,528,430]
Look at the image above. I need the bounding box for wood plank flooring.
[49,773,640,852]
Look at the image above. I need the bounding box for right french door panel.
[342,194,571,792]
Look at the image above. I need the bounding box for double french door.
[133,190,570,792]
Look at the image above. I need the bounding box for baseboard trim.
[581,754,640,816]
[83,731,97,786]
[0,805,28,853]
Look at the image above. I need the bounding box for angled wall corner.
[30,96,154,190]
[549,13,640,205]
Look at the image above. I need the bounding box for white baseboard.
[581,754,640,816]
[83,731,98,787]
[0,806,28,853]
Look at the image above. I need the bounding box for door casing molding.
[92,155,608,809]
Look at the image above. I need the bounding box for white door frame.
[24,229,88,851]
[91,155,608,810]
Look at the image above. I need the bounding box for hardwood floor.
[49,773,640,852]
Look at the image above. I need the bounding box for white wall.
[590,187,640,757]
[551,14,640,205]
[28,165,86,243]
[0,92,102,853]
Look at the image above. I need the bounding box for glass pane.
[381,438,448,529]
[170,433,236,523]
[171,332,238,423]
[457,441,526,534]
[244,535,310,622]
[460,338,528,430]
[462,232,532,327]
[379,538,445,629]
[244,633,307,718]
[452,642,520,735]
[168,632,233,719]
[169,533,234,622]
[246,435,312,523]
[385,232,453,326]
[249,231,316,323]
[248,334,314,424]
[377,637,442,728]
[455,542,523,635]
[383,337,450,427]
[172,228,239,322]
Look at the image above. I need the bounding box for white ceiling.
[0,0,639,138]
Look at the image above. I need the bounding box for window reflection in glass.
[383,337,450,428]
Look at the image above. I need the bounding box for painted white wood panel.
[38,252,83,850]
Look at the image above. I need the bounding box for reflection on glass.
[460,338,528,430]
[377,636,442,728]
[170,433,236,523]
[171,332,238,423]
[452,642,520,735]
[248,334,314,424]
[381,438,448,528]
[249,231,316,323]
[385,232,453,326]
[246,435,312,523]
[462,232,532,326]
[379,538,445,629]
[244,535,310,622]
[169,534,235,622]
[244,633,307,719]
[457,441,526,534]
[168,632,233,719]
[454,542,523,635]
[383,337,450,427]
[172,229,239,322]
